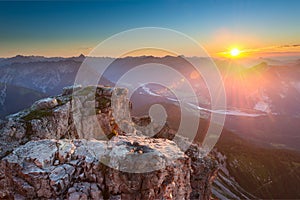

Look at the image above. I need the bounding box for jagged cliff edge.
[0,85,218,199]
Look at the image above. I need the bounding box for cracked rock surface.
[0,85,218,200]
[0,137,191,199]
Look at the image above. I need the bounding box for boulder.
[32,97,58,110]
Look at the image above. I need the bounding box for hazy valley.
[1,55,300,198]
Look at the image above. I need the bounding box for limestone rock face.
[0,85,129,157]
[0,137,191,199]
[0,119,27,158]
[30,101,71,139]
[0,85,218,200]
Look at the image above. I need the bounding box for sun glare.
[230,48,241,57]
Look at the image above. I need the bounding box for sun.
[230,48,241,57]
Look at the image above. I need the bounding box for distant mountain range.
[0,55,112,118]
[1,55,300,148]
[1,54,300,198]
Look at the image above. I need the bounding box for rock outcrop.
[0,85,218,199]
[0,137,191,199]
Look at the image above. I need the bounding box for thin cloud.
[218,44,300,56]
[280,44,300,48]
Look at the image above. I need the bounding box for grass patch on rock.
[21,109,53,121]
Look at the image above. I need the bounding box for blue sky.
[0,0,299,57]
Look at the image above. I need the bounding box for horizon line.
[1,54,300,61]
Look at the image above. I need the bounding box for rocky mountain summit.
[0,85,217,199]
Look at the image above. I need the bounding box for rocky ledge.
[0,85,218,199]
